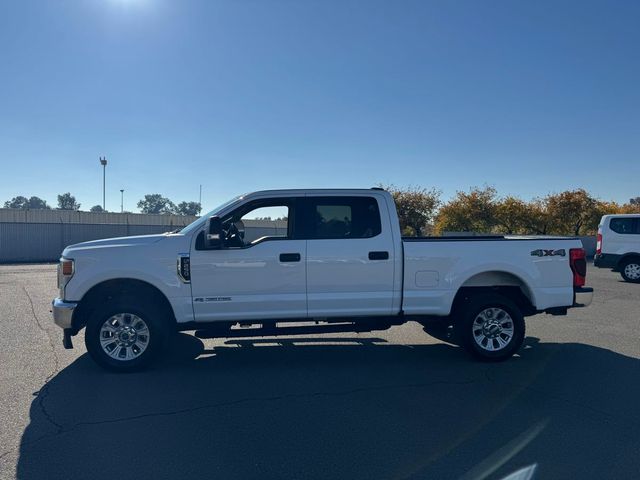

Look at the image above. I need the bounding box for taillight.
[596,232,602,255]
[570,248,586,287]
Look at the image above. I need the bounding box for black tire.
[620,258,640,283]
[85,298,170,372]
[455,293,525,362]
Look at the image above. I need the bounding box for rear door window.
[304,196,382,239]
[609,218,638,234]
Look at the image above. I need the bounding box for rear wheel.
[620,258,640,283]
[85,299,170,372]
[456,293,525,361]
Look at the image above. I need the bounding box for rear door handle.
[279,253,301,262]
[368,251,389,260]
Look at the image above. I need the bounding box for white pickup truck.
[52,188,593,371]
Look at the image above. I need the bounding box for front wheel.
[85,300,169,372]
[456,293,525,361]
[620,258,640,283]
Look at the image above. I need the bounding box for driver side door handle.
[279,253,301,262]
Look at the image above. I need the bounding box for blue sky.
[0,0,638,212]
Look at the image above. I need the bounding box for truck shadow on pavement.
[16,334,640,480]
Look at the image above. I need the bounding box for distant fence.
[0,209,594,262]
[0,209,286,263]
[0,209,197,263]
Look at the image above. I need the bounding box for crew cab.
[594,214,640,282]
[52,188,593,371]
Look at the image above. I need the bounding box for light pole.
[99,156,107,210]
[120,189,124,213]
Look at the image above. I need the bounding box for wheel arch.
[452,270,537,316]
[72,278,177,332]
[617,253,640,268]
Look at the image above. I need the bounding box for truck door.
[303,195,396,317]
[189,197,307,322]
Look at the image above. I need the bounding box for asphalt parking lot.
[0,264,638,480]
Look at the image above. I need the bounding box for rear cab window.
[303,196,382,239]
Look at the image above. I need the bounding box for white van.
[594,214,640,282]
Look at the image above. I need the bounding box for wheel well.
[460,271,534,306]
[618,254,640,268]
[452,284,536,317]
[72,279,176,332]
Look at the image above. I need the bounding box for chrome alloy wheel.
[624,262,640,280]
[99,313,150,361]
[472,307,515,352]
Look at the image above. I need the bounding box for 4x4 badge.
[531,249,566,257]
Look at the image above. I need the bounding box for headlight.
[58,258,75,298]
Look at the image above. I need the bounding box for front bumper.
[52,298,77,329]
[573,287,594,308]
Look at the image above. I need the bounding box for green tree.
[4,196,29,209]
[3,195,51,209]
[137,194,176,214]
[621,203,640,214]
[494,196,530,234]
[27,196,51,209]
[90,205,105,213]
[596,199,640,215]
[175,201,202,216]
[57,192,81,211]
[383,185,441,236]
[435,186,498,234]
[544,189,599,236]
[520,199,552,235]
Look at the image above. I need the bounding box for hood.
[63,234,168,255]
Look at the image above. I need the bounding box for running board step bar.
[194,320,395,339]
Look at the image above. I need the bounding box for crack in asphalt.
[2,378,477,458]
[65,378,477,430]
[0,286,65,464]
[21,286,63,433]
[22,286,60,383]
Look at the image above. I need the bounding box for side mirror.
[204,216,224,249]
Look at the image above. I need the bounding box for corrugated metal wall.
[0,209,287,263]
[0,209,198,225]
[1,209,593,262]
[0,223,178,262]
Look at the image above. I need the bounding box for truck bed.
[401,235,583,316]
[403,235,579,242]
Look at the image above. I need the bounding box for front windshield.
[179,195,242,235]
